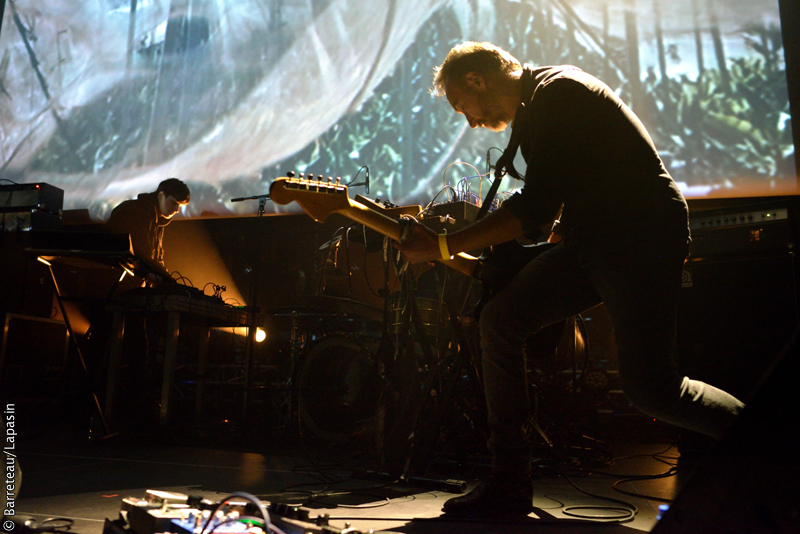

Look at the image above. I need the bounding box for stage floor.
[11,419,687,534]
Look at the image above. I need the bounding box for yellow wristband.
[438,233,452,260]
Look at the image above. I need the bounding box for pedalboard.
[106,490,367,534]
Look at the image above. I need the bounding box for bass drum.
[295,335,382,443]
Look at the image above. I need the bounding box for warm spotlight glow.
[255,328,266,342]
[37,257,52,266]
[162,221,246,305]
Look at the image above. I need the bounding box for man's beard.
[478,100,510,132]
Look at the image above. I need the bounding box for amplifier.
[0,182,64,214]
[688,200,795,257]
[0,209,62,232]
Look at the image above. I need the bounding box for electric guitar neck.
[269,176,479,277]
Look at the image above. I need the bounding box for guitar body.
[476,240,556,314]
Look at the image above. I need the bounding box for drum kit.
[238,176,593,481]
[262,227,455,452]
[263,222,582,479]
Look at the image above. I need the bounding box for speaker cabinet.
[677,252,799,401]
[0,313,69,400]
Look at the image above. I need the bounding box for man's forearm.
[446,206,526,254]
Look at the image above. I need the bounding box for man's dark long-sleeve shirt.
[106,192,170,269]
[502,66,690,261]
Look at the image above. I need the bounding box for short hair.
[432,42,522,97]
[157,178,190,203]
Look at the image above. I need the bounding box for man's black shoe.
[441,473,533,517]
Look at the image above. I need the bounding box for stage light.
[255,328,266,343]
[119,264,135,281]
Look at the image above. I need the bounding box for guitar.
[269,176,480,277]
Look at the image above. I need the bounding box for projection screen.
[0,0,796,219]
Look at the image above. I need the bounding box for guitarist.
[394,41,745,518]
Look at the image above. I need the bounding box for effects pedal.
[105,490,369,534]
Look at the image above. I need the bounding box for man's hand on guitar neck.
[395,206,528,264]
[394,221,441,264]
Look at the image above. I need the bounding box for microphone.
[350,167,370,193]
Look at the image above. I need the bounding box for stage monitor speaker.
[651,331,800,534]
[677,251,799,401]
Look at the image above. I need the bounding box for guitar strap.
[474,64,537,221]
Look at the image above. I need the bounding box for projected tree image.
[0,0,795,217]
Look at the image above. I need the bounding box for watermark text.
[3,403,17,531]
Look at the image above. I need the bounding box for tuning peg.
[286,171,295,178]
[336,177,342,184]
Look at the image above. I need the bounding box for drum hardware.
[377,256,580,485]
[373,264,483,484]
[386,293,449,339]
[289,310,302,368]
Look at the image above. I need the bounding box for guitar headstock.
[269,175,351,222]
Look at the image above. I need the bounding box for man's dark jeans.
[478,236,744,473]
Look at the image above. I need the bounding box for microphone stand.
[230,193,271,419]
[231,193,271,213]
